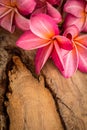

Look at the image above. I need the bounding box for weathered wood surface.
[42,62,87,130]
[0,28,87,130]
[7,56,63,130]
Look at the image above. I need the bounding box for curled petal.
[82,15,87,32]
[16,0,36,15]
[85,4,87,12]
[63,25,79,39]
[15,10,30,31]
[61,46,79,78]
[47,0,60,5]
[31,6,46,17]
[55,35,73,50]
[35,44,53,74]
[30,13,59,39]
[76,43,87,72]
[0,10,15,32]
[64,14,84,32]
[64,0,85,18]
[64,14,84,31]
[16,31,50,50]
[35,0,46,8]
[47,2,62,23]
[75,35,87,47]
[51,41,64,71]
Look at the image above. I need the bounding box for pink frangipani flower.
[62,25,87,78]
[0,0,36,32]
[64,0,87,32]
[16,14,72,74]
[32,0,62,24]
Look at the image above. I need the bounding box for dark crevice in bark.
[4,64,12,130]
[0,75,10,130]
[56,96,75,114]
[43,75,67,130]
[2,55,18,130]
[0,48,10,130]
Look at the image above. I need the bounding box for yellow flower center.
[11,1,16,7]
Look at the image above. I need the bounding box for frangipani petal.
[51,41,64,71]
[64,14,84,32]
[55,35,73,50]
[76,43,87,72]
[31,6,46,17]
[35,44,53,74]
[15,10,30,31]
[0,0,10,5]
[0,6,12,18]
[61,46,79,78]
[35,0,45,8]
[79,55,87,72]
[85,4,87,12]
[82,15,87,32]
[47,2,62,23]
[64,0,85,18]
[0,10,15,32]
[30,13,59,39]
[16,31,50,50]
[47,0,60,5]
[63,25,79,39]
[16,0,36,15]
[75,35,87,47]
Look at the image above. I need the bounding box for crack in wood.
[43,76,66,130]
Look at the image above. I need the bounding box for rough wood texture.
[7,56,63,130]
[42,61,87,130]
[0,28,87,130]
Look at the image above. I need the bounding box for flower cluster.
[0,0,87,78]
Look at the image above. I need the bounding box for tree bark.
[0,28,87,130]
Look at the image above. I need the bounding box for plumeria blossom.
[64,0,87,32]
[61,25,87,78]
[16,14,72,74]
[32,0,62,23]
[0,0,36,32]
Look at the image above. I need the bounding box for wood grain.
[42,60,87,130]
[7,56,63,130]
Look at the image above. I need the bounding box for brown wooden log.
[0,28,87,130]
[7,56,63,130]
